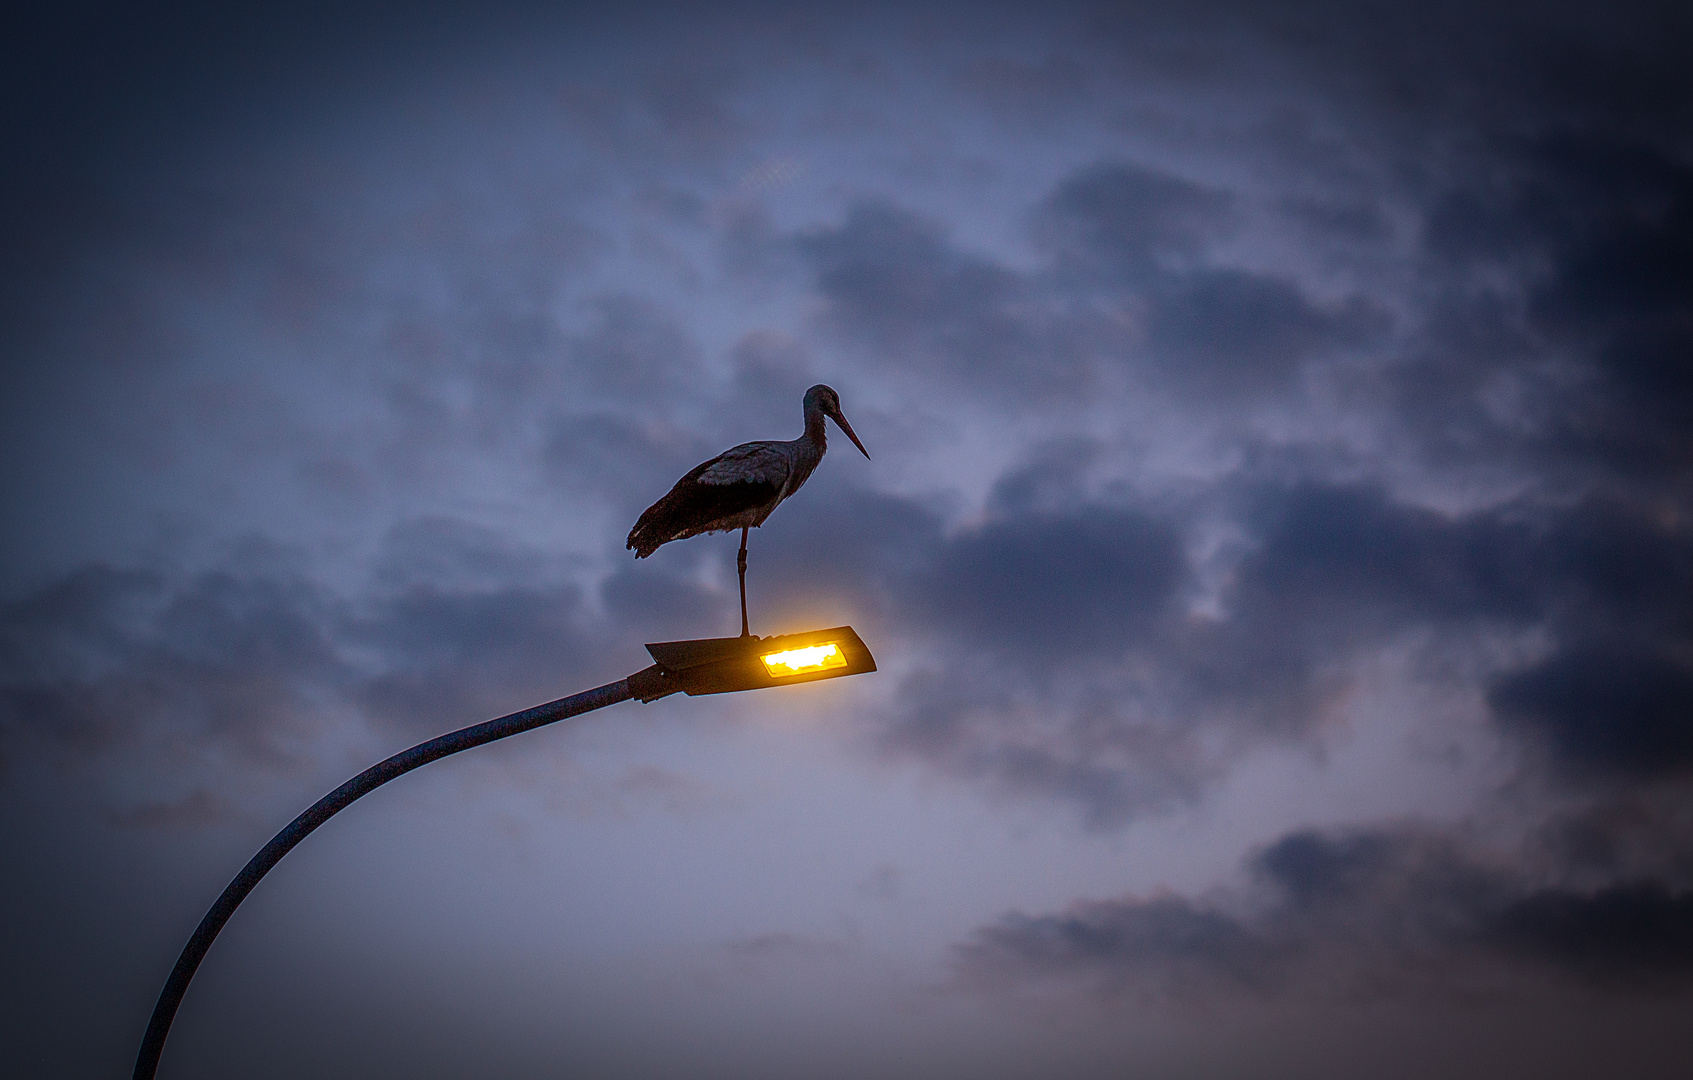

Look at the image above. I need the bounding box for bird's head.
[805,384,871,460]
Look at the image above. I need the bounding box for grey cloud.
[642,61,746,148]
[372,516,548,592]
[1418,133,1693,478]
[872,478,1520,822]
[983,437,1102,517]
[798,199,1101,398]
[961,894,1285,998]
[1530,493,1692,644]
[1032,161,1389,395]
[106,787,245,830]
[1491,881,1693,988]
[1489,645,1693,783]
[1478,489,1693,784]
[879,666,1214,829]
[0,519,630,781]
[1527,137,1693,450]
[1229,484,1542,637]
[1031,160,1234,287]
[1534,793,1693,883]
[1144,270,1388,393]
[566,294,705,402]
[346,578,613,734]
[544,410,712,517]
[600,563,727,643]
[0,564,348,774]
[797,165,1384,405]
[961,823,1693,1003]
[954,54,1092,120]
[907,505,1185,663]
[874,468,1693,822]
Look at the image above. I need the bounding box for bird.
[627,384,871,637]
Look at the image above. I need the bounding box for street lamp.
[133,626,876,1080]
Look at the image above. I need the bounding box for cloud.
[1228,484,1543,637]
[795,160,1390,407]
[565,294,706,403]
[346,579,610,734]
[961,893,1286,999]
[797,199,1103,399]
[1489,645,1693,782]
[959,822,1693,1003]
[1490,881,1693,987]
[1142,270,1387,394]
[1418,132,1693,479]
[105,786,247,830]
[907,505,1185,662]
[1031,160,1234,288]
[954,54,1092,119]
[0,564,348,774]
[872,476,1554,822]
[0,514,636,785]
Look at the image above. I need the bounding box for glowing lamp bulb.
[759,642,848,677]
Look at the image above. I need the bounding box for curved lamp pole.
[134,627,874,1080]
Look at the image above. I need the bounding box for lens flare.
[759,642,847,677]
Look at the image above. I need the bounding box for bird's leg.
[738,527,751,638]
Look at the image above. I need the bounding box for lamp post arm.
[134,664,674,1080]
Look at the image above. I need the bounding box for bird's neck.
[803,405,827,448]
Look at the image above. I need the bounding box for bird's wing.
[692,441,793,488]
[626,442,789,557]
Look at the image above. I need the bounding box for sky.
[3,2,1692,1077]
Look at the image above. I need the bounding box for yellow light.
[760,642,848,677]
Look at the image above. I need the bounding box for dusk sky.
[4,3,1692,1077]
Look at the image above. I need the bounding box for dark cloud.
[371,517,547,592]
[1537,492,1693,640]
[908,505,1185,662]
[599,563,727,643]
[347,580,609,734]
[641,60,746,148]
[1418,132,1693,478]
[798,158,1392,406]
[0,564,348,773]
[874,465,1693,823]
[798,199,1102,398]
[961,823,1693,1002]
[954,54,1092,119]
[983,438,1100,518]
[1143,270,1387,393]
[871,492,1204,824]
[105,787,245,830]
[874,475,1562,822]
[961,894,1285,998]
[565,294,705,402]
[1031,160,1234,288]
[0,523,627,780]
[879,665,1215,828]
[742,482,940,632]
[1532,793,1693,883]
[1489,645,1693,782]
[1490,881,1693,987]
[1229,485,1542,637]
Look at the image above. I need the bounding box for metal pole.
[134,664,673,1080]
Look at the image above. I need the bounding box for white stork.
[627,384,871,637]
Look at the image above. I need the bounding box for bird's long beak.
[830,410,871,460]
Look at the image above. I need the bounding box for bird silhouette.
[628,384,870,636]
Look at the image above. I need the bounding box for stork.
[627,384,870,637]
